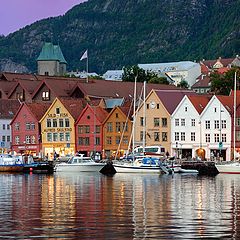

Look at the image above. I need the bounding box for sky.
[0,0,85,36]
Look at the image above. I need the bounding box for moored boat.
[0,154,24,172]
[215,162,240,174]
[54,154,106,172]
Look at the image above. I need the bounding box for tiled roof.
[191,75,211,88]
[1,72,38,81]
[59,98,86,120]
[0,99,20,119]
[94,106,109,123]
[0,82,18,96]
[155,89,197,114]
[26,102,51,121]
[188,95,212,114]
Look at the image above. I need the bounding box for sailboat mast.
[143,81,146,152]
[132,75,137,154]
[234,71,237,160]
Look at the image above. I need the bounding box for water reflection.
[1,173,240,238]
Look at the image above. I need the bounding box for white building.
[200,95,232,161]
[138,61,201,87]
[171,95,211,159]
[102,70,123,81]
[0,100,20,153]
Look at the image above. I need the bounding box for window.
[15,123,20,131]
[7,136,10,142]
[2,124,5,130]
[237,131,240,141]
[25,135,30,144]
[147,104,149,109]
[15,136,20,144]
[162,118,167,127]
[205,133,210,142]
[116,122,121,132]
[181,132,185,141]
[31,123,35,130]
[214,133,220,143]
[185,106,188,112]
[181,119,185,126]
[42,91,50,101]
[78,126,83,134]
[53,133,58,142]
[53,119,57,127]
[157,104,159,109]
[140,131,144,141]
[221,120,226,129]
[140,117,144,126]
[2,136,5,142]
[106,136,112,145]
[47,119,51,128]
[191,119,196,127]
[222,134,227,142]
[85,126,90,133]
[162,132,167,142]
[116,113,119,118]
[85,137,90,145]
[154,132,160,141]
[175,119,179,126]
[59,119,64,127]
[154,118,160,127]
[95,137,100,145]
[237,118,240,127]
[191,132,195,141]
[205,120,210,129]
[56,108,60,114]
[78,137,83,145]
[26,123,31,130]
[95,125,100,133]
[47,133,52,142]
[116,136,121,144]
[175,132,179,141]
[65,132,70,141]
[7,125,10,130]
[214,107,217,113]
[123,122,128,132]
[59,133,64,141]
[214,120,219,129]
[65,119,70,128]
[31,136,36,144]
[123,136,128,144]
[107,123,113,132]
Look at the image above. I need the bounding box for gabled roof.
[191,75,211,88]
[155,89,197,114]
[0,82,18,96]
[59,98,86,121]
[188,95,212,114]
[0,99,20,119]
[37,42,67,64]
[26,102,51,121]
[0,72,38,82]
[200,58,235,68]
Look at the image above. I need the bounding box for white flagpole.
[234,71,237,161]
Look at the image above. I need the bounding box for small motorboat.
[0,154,24,172]
[54,154,106,172]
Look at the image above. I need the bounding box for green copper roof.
[37,42,67,64]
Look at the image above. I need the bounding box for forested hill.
[0,0,239,74]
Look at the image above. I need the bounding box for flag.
[80,50,88,61]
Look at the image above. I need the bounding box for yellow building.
[40,97,84,159]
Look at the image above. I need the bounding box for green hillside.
[0,0,239,74]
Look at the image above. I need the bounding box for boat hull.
[113,164,162,173]
[215,163,240,174]
[54,163,106,172]
[0,165,24,172]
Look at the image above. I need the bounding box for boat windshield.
[68,156,93,164]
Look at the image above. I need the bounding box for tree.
[210,67,240,95]
[177,80,189,89]
[122,65,169,84]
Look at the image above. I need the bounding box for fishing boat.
[54,154,106,172]
[0,154,24,172]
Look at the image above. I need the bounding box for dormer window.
[56,108,60,114]
[42,91,50,101]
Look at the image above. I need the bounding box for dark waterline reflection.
[0,173,240,239]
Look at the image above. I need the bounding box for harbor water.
[0,172,240,239]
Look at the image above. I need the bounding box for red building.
[75,104,108,158]
[11,102,50,156]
